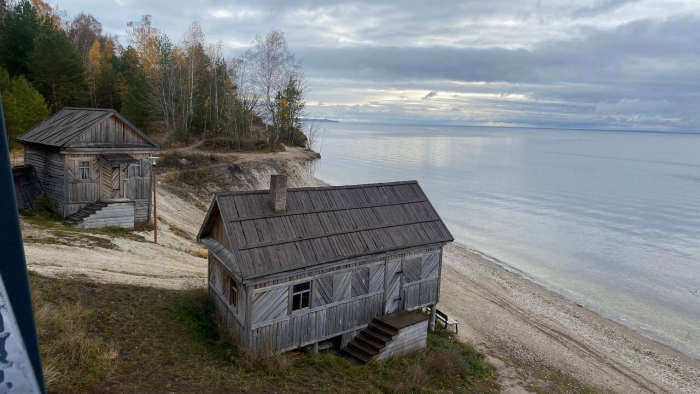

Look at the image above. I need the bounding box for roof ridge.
[214,180,419,197]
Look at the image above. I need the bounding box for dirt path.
[439,244,700,394]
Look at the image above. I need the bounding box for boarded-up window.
[78,161,90,180]
[128,163,141,178]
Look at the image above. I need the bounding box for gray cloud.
[56,0,700,131]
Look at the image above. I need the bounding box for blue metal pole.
[0,95,46,393]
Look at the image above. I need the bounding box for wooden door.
[110,164,121,199]
[385,260,402,313]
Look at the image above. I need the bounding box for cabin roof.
[198,181,453,280]
[17,107,159,148]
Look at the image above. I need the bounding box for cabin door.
[385,259,403,313]
[109,164,122,199]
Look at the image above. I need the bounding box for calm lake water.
[315,123,700,358]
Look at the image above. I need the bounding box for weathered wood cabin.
[17,108,159,228]
[197,175,454,362]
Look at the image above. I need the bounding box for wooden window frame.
[228,277,238,308]
[128,163,141,179]
[290,281,311,313]
[78,160,91,181]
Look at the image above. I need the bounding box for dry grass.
[187,248,208,259]
[168,223,193,240]
[31,278,118,391]
[161,171,181,183]
[29,274,500,393]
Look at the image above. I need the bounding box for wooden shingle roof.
[198,181,453,280]
[17,107,158,148]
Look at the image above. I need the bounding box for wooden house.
[197,175,454,362]
[17,108,159,228]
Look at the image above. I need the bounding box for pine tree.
[0,0,41,77]
[121,70,151,130]
[28,19,88,110]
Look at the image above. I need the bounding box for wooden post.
[152,163,157,244]
[429,304,437,331]
[313,342,319,353]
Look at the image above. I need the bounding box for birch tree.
[245,30,300,150]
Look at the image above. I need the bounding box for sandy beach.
[440,243,700,394]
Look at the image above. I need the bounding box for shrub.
[34,192,54,213]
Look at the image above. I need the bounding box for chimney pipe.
[269,174,288,212]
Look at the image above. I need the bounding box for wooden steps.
[65,202,108,225]
[342,310,427,364]
[64,200,135,228]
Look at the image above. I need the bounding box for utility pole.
[148,156,160,243]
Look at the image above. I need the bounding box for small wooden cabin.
[197,175,453,362]
[17,108,159,228]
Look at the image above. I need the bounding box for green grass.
[29,274,499,394]
[158,152,219,171]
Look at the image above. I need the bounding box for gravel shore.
[439,243,700,393]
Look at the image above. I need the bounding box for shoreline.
[454,241,699,361]
[439,243,700,394]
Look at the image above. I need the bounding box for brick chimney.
[269,174,288,213]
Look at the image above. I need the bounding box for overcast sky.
[57,0,700,131]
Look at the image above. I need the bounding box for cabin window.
[291,282,311,311]
[78,161,90,180]
[229,278,238,307]
[128,163,141,178]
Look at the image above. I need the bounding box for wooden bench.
[428,306,459,333]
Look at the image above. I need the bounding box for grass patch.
[200,137,269,152]
[25,231,119,250]
[31,275,118,392]
[168,223,194,240]
[30,274,499,394]
[134,221,154,232]
[186,248,208,259]
[21,210,146,250]
[526,369,616,394]
[158,152,218,171]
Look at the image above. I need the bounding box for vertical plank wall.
[238,245,443,354]
[209,255,246,345]
[24,146,65,214]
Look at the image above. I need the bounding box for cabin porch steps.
[342,310,428,364]
[64,200,135,229]
[65,202,109,226]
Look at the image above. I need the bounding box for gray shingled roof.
[17,107,158,148]
[199,181,453,280]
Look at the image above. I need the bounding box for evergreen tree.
[0,68,50,147]
[28,19,88,110]
[121,70,151,130]
[0,0,40,77]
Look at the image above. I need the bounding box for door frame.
[384,258,404,314]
